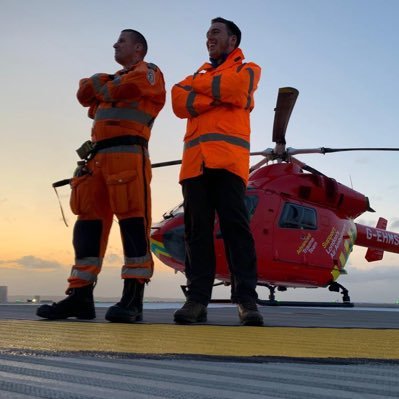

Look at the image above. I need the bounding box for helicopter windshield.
[162,193,259,221]
[244,194,259,219]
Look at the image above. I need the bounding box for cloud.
[355,217,378,227]
[0,255,64,271]
[342,265,399,283]
[103,253,123,267]
[355,217,399,231]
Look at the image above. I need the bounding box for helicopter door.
[274,202,317,264]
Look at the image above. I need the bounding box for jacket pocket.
[70,175,92,215]
[106,170,142,215]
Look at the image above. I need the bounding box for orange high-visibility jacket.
[171,48,261,184]
[77,61,166,142]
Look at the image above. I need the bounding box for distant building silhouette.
[0,286,8,303]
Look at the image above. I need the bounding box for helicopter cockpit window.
[244,194,259,218]
[279,203,317,230]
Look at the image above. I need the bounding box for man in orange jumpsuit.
[172,17,263,325]
[37,29,166,322]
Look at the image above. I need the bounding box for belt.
[94,135,148,151]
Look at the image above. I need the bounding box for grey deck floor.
[1,303,398,398]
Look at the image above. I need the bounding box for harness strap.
[52,185,69,227]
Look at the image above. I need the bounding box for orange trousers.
[67,145,153,288]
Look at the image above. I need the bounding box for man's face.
[206,22,235,59]
[113,31,137,67]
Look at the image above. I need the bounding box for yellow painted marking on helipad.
[1,320,399,359]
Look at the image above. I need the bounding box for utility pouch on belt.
[53,135,148,226]
[52,160,92,227]
[76,140,95,160]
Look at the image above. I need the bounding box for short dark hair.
[211,17,241,48]
[122,29,148,57]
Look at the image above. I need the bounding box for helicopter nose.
[150,227,167,258]
[150,222,186,265]
[150,226,163,243]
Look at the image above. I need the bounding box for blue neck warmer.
[209,53,228,68]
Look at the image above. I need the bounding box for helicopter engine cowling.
[249,163,371,219]
[297,175,371,219]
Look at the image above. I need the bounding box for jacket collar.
[117,59,145,75]
[196,48,245,73]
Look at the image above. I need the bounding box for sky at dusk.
[1,0,399,303]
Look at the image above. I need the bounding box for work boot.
[174,300,207,324]
[36,285,95,320]
[105,279,144,323]
[237,302,264,326]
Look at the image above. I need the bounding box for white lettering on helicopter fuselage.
[297,233,318,255]
[365,228,399,246]
[306,238,318,254]
[322,227,336,249]
[297,233,310,255]
[324,225,346,259]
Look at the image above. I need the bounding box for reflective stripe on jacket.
[171,48,261,184]
[77,61,166,142]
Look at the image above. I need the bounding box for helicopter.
[150,87,399,305]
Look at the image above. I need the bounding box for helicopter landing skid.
[180,282,232,303]
[256,299,354,307]
[180,283,354,307]
[256,282,354,307]
[180,281,230,298]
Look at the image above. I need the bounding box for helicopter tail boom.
[355,218,399,260]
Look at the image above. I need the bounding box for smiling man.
[171,17,263,326]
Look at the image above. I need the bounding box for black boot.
[105,279,144,323]
[36,285,95,320]
[174,301,207,324]
[237,302,264,326]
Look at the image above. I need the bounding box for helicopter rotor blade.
[287,147,399,156]
[272,87,299,145]
[151,87,300,169]
[287,147,399,177]
[151,147,399,168]
[321,147,399,154]
[151,160,182,168]
[151,150,273,169]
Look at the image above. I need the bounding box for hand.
[90,73,113,81]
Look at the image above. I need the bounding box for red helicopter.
[150,88,399,305]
